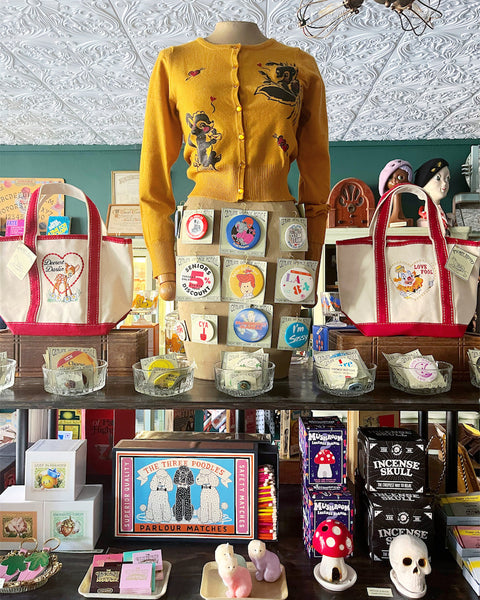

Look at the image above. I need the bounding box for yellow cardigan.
[140,37,330,277]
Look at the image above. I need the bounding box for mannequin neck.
[205,21,268,45]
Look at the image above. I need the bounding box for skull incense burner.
[389,534,431,599]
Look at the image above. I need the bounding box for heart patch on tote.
[390,261,435,299]
[42,252,84,300]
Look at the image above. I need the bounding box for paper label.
[7,242,36,280]
[0,578,5,589]
[367,588,393,597]
[445,244,477,281]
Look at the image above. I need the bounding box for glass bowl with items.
[42,347,106,395]
[215,350,274,397]
[0,357,16,392]
[132,353,195,397]
[468,349,480,389]
[385,350,453,395]
[313,349,376,396]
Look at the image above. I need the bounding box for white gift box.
[0,485,43,550]
[44,484,103,550]
[25,439,87,501]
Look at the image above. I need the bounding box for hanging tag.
[7,242,37,280]
[445,244,477,281]
[174,205,184,239]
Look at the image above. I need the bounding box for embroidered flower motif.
[273,134,289,152]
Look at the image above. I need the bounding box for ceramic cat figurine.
[248,539,282,582]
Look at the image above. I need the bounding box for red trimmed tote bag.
[0,183,133,335]
[336,183,480,338]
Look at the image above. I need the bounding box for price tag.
[367,588,393,598]
[7,242,36,280]
[445,244,477,281]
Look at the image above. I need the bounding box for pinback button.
[185,213,208,240]
[233,308,269,343]
[226,214,261,250]
[285,321,309,348]
[285,223,307,250]
[280,267,314,302]
[193,319,215,342]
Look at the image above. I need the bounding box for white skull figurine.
[389,534,431,599]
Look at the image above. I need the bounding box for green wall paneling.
[1,139,477,233]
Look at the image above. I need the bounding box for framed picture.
[0,177,64,234]
[111,171,140,204]
[106,204,143,236]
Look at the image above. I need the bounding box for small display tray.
[200,561,288,600]
[77,561,171,599]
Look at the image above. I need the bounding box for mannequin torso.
[205,21,268,45]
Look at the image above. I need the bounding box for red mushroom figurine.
[312,518,357,591]
[314,448,336,479]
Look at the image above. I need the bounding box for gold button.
[238,188,244,196]
[233,84,239,88]
[236,106,242,112]
[240,161,246,168]
[238,134,245,140]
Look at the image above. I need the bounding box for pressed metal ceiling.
[1,0,479,145]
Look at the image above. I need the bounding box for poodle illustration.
[172,465,194,522]
[145,468,173,522]
[196,468,223,523]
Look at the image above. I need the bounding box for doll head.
[378,159,413,196]
[414,158,450,205]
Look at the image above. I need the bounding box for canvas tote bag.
[0,182,133,335]
[336,183,480,337]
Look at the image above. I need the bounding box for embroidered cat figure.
[52,262,79,298]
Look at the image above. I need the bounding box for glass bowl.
[132,358,194,397]
[313,361,376,397]
[0,359,16,392]
[214,361,275,397]
[42,360,107,395]
[388,360,453,395]
[468,358,480,389]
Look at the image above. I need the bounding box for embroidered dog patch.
[390,261,435,299]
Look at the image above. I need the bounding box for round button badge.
[185,213,208,240]
[193,319,215,342]
[180,262,214,299]
[226,214,261,250]
[280,267,314,302]
[233,308,269,343]
[284,321,310,348]
[285,223,307,250]
[229,264,264,300]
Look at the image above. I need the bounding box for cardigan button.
[236,106,242,112]
[238,134,245,140]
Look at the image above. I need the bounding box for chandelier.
[297,0,442,37]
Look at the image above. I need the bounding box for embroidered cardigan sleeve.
[139,47,182,278]
[296,50,330,264]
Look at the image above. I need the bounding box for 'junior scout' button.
[233,308,269,343]
[185,213,208,240]
[280,267,314,302]
[227,214,261,250]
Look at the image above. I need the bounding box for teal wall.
[1,139,477,233]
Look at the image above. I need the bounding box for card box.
[90,562,123,594]
[299,416,347,486]
[112,432,277,542]
[25,438,87,501]
[44,484,102,550]
[120,563,154,595]
[302,485,354,558]
[357,427,426,493]
[363,491,434,561]
[0,485,43,550]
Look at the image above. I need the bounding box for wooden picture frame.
[106,203,143,236]
[111,171,140,205]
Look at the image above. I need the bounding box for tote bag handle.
[23,183,108,326]
[369,183,453,326]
